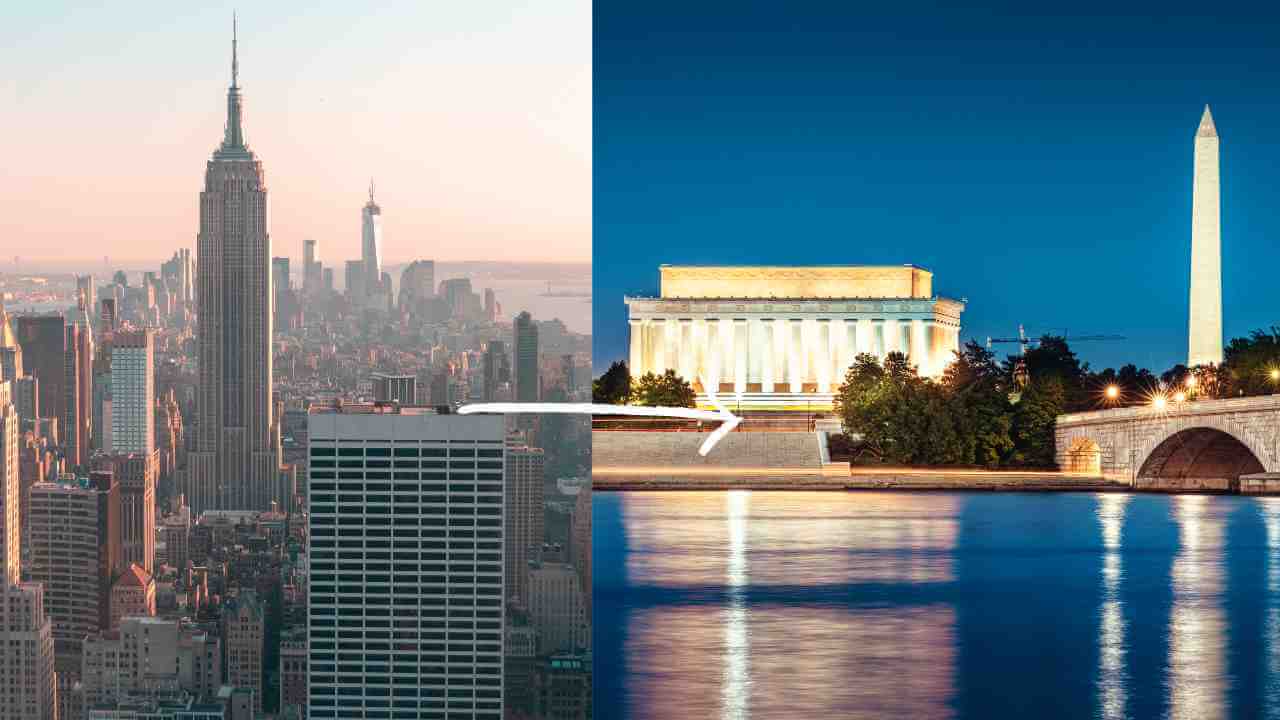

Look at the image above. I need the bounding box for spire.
[369,178,375,203]
[1197,104,1217,138]
[221,13,246,151]
[231,12,239,89]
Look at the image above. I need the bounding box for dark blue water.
[594,491,1280,720]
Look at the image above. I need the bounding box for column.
[872,319,886,360]
[760,319,775,393]
[789,319,804,392]
[722,318,735,392]
[900,320,913,363]
[733,319,748,394]
[628,319,644,376]
[921,319,937,377]
[679,319,694,384]
[817,319,833,392]
[705,319,721,392]
[911,319,926,372]
[650,319,666,375]
[841,318,857,381]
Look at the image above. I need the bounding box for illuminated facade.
[626,265,965,407]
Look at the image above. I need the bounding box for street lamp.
[1105,384,1119,401]
[1152,394,1167,411]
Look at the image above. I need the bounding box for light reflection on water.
[599,491,1278,720]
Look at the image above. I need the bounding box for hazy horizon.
[0,2,590,265]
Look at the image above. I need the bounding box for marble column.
[629,319,644,376]
[841,318,857,382]
[733,319,748,393]
[705,319,721,391]
[761,319,775,393]
[872,319,886,360]
[678,319,693,383]
[789,319,804,392]
[817,319,832,392]
[650,319,666,375]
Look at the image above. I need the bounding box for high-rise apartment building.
[109,328,154,456]
[223,590,265,713]
[0,380,57,720]
[303,239,322,297]
[16,315,65,434]
[483,341,509,403]
[398,260,435,313]
[63,320,93,468]
[505,445,544,606]
[188,21,281,513]
[514,312,539,403]
[26,471,120,671]
[308,407,505,718]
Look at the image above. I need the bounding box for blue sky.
[593,1,1280,374]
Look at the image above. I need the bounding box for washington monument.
[1188,104,1222,367]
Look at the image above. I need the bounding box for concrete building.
[1189,105,1223,367]
[0,380,58,720]
[505,444,544,606]
[82,616,222,707]
[483,340,509,403]
[109,563,156,627]
[398,260,435,313]
[109,328,154,456]
[65,312,94,469]
[97,452,158,575]
[16,315,65,440]
[278,628,307,715]
[514,312,539,403]
[188,22,282,514]
[307,407,505,717]
[537,653,592,720]
[0,306,21,383]
[370,373,416,405]
[27,471,120,671]
[570,489,591,619]
[222,590,264,714]
[626,265,966,408]
[527,561,589,656]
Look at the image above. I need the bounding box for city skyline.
[0,3,590,265]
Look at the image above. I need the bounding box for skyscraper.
[63,318,93,469]
[15,315,65,433]
[98,453,158,576]
[308,407,505,717]
[0,306,21,383]
[224,590,265,714]
[514,312,539,403]
[109,328,154,456]
[272,256,290,329]
[398,260,435,313]
[188,19,281,513]
[1188,104,1222,367]
[27,471,120,671]
[361,180,383,295]
[483,340,508,402]
[0,380,57,720]
[303,239,321,297]
[505,444,544,605]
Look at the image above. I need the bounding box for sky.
[593,0,1280,374]
[0,1,590,267]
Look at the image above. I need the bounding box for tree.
[1011,376,1065,467]
[1222,328,1280,397]
[944,342,1013,466]
[833,353,893,459]
[630,370,696,408]
[592,361,631,405]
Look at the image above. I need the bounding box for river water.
[594,491,1280,720]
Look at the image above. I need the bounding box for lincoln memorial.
[626,265,966,408]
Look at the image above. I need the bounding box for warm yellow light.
[1152,395,1167,410]
[1105,385,1119,400]
[1271,368,1280,382]
[1185,375,1197,388]
[1173,391,1186,403]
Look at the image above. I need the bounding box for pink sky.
[0,3,590,266]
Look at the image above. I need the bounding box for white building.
[307,407,505,718]
[110,328,154,455]
[626,265,965,408]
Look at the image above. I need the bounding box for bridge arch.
[1136,420,1270,486]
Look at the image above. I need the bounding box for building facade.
[188,24,281,513]
[514,312,539,403]
[26,472,120,670]
[110,328,155,456]
[109,563,156,628]
[307,408,505,718]
[626,265,966,408]
[223,591,264,714]
[0,380,57,720]
[504,445,544,606]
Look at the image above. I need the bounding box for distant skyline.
[594,2,1280,374]
[0,2,590,265]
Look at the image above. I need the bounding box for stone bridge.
[1055,395,1280,493]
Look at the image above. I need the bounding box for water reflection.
[1096,494,1128,720]
[1167,496,1228,720]
[1262,498,1280,720]
[617,492,958,719]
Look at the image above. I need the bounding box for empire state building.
[187,20,281,513]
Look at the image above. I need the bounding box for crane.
[986,325,1125,354]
